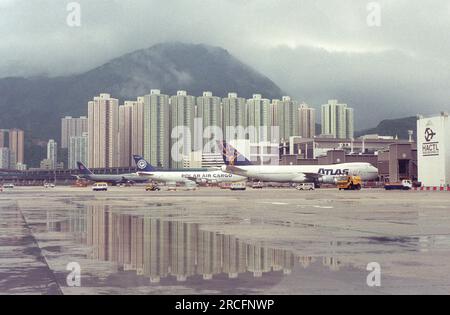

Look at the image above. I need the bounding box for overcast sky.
[1,0,450,128]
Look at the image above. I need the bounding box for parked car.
[44,183,56,188]
[2,183,15,189]
[92,182,108,191]
[296,183,315,191]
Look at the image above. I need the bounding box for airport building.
[417,113,450,187]
[377,143,418,182]
[282,135,417,181]
[288,136,410,159]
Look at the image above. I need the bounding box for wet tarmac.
[1,186,450,295]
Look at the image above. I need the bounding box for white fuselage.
[222,163,379,183]
[138,170,247,184]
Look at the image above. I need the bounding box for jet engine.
[318,176,338,184]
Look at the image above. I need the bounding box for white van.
[230,182,247,191]
[296,183,315,191]
[92,182,108,191]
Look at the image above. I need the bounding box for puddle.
[45,205,373,294]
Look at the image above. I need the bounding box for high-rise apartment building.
[247,94,273,143]
[345,107,354,139]
[0,147,10,169]
[143,90,170,168]
[88,93,119,168]
[196,91,222,153]
[170,91,196,168]
[0,129,8,148]
[222,93,247,141]
[61,116,88,149]
[321,100,354,139]
[131,97,145,159]
[8,129,24,166]
[119,102,133,167]
[272,96,302,141]
[47,139,58,169]
[298,104,316,139]
[68,132,88,169]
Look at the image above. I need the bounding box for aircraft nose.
[369,165,379,175]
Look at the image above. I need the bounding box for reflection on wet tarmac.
[49,205,345,285]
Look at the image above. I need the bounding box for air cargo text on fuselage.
[182,173,233,179]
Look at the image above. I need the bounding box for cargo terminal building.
[282,136,418,182]
[417,113,450,187]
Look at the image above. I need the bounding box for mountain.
[355,116,417,140]
[0,42,283,166]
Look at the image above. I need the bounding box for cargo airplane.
[133,155,247,185]
[76,162,148,185]
[218,142,379,184]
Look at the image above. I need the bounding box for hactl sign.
[422,126,439,157]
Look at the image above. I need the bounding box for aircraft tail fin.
[77,162,94,175]
[133,155,156,172]
[217,141,253,166]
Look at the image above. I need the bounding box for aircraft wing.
[223,165,248,176]
[302,172,322,182]
[185,176,219,184]
[184,179,197,186]
[137,172,155,177]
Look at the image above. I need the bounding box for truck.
[337,176,362,191]
[384,179,413,191]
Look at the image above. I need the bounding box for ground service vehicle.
[337,176,362,191]
[145,184,161,191]
[296,183,315,191]
[92,183,108,191]
[252,182,264,189]
[385,180,413,190]
[230,182,247,191]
